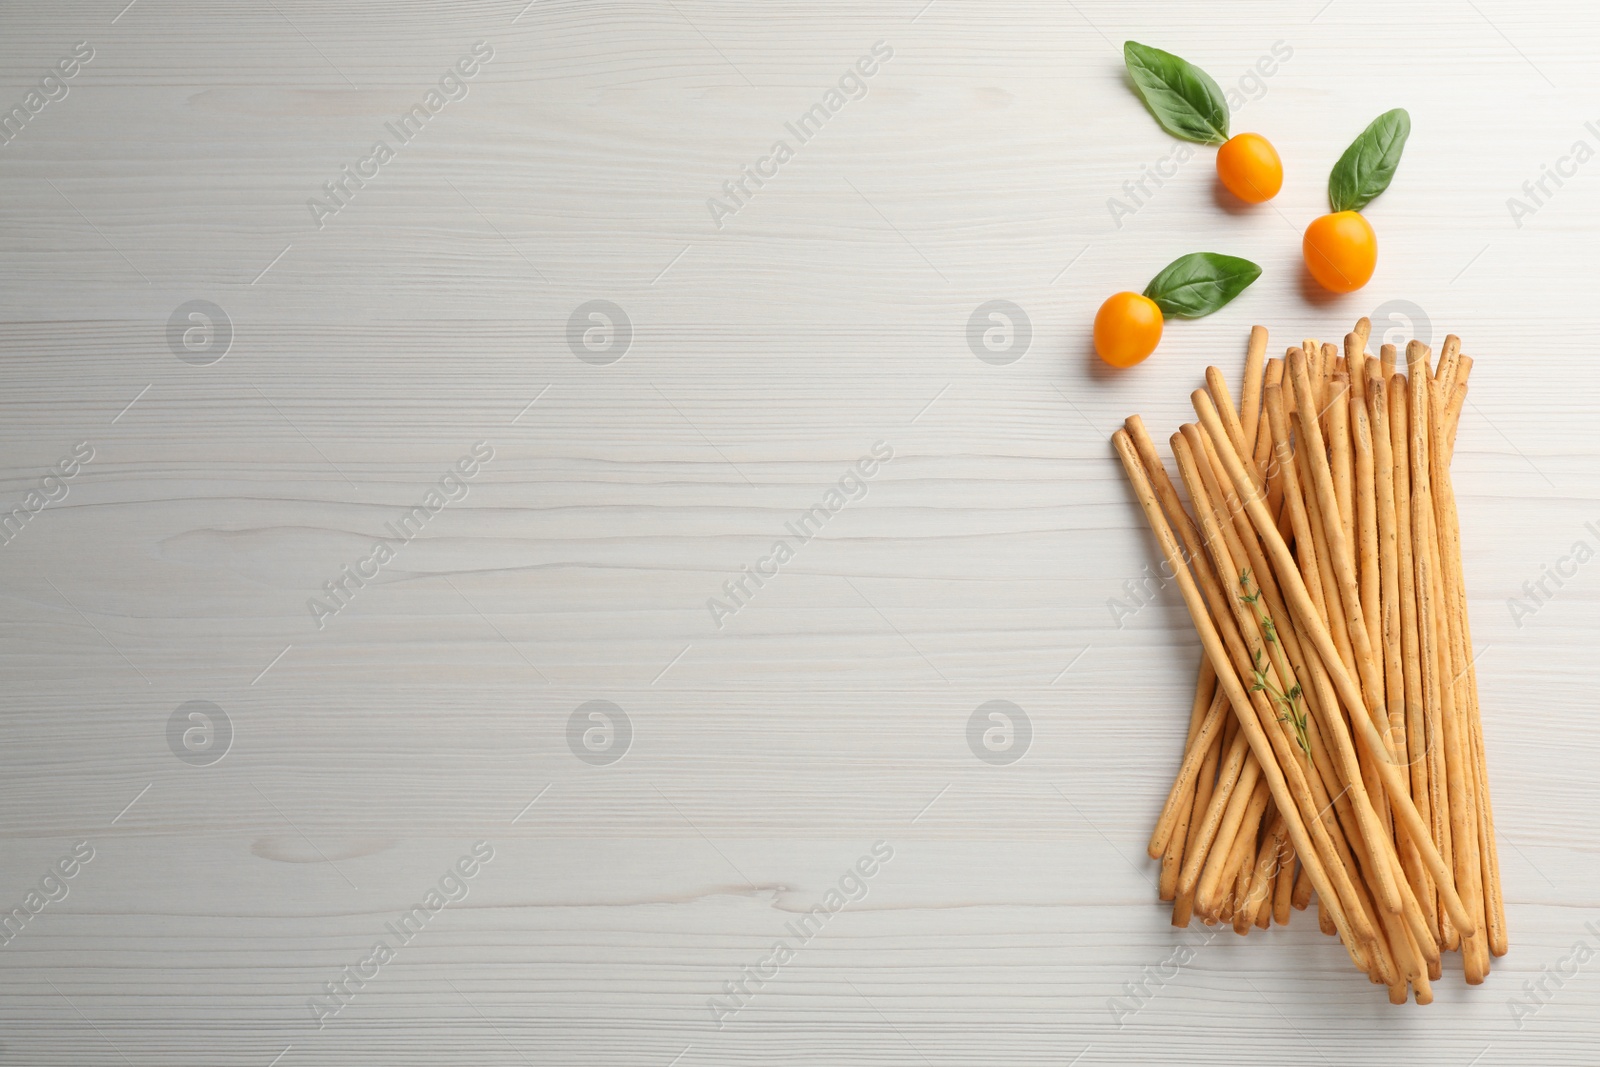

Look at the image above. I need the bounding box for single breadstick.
[1303,340,1325,434]
[1329,374,1356,558]
[1273,846,1296,924]
[1240,325,1269,449]
[1443,356,1472,459]
[1436,334,1462,396]
[1113,429,1377,963]
[1381,342,1397,380]
[1354,316,1371,351]
[1292,862,1312,910]
[1159,785,1193,902]
[1347,331,1369,404]
[1206,365,1259,486]
[1174,710,1226,927]
[1195,380,1476,937]
[1197,751,1264,915]
[1353,394,1383,674]
[1368,371,1404,760]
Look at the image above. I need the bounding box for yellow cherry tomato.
[1094,291,1164,368]
[1216,133,1283,203]
[1303,210,1377,293]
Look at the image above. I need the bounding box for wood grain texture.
[1,0,1597,1062]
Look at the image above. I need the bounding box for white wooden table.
[2,1,1596,1062]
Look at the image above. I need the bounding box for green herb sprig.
[1238,569,1310,757]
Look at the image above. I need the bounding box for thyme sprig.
[1239,569,1310,757]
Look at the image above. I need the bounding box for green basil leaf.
[1123,41,1229,146]
[1328,108,1411,213]
[1143,253,1261,318]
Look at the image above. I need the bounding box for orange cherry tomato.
[1094,291,1164,368]
[1302,210,1378,293]
[1216,133,1283,203]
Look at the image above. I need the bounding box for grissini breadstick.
[1436,334,1462,396]
[1348,330,1369,404]
[1240,325,1270,453]
[1329,374,1357,562]
[1322,342,1341,439]
[1274,849,1296,923]
[1159,782,1193,902]
[1381,342,1397,380]
[1443,356,1472,458]
[1174,708,1228,927]
[1197,751,1264,915]
[1112,428,1378,964]
[1292,861,1312,910]
[1368,370,1404,761]
[1206,366,1257,483]
[1192,384,1476,937]
[1354,394,1384,683]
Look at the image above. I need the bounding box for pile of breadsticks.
[1112,319,1505,1004]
